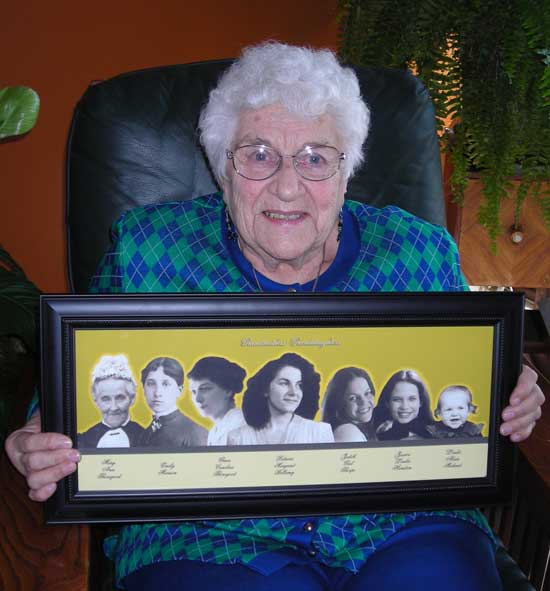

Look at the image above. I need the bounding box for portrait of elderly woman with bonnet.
[5,42,544,590]
[78,354,144,448]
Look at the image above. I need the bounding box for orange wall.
[1,1,338,293]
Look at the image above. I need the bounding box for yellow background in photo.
[74,324,494,435]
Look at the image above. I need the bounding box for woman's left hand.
[500,364,545,442]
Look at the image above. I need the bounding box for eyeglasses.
[226,144,346,181]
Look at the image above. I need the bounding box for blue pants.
[124,518,502,591]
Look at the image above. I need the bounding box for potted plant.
[338,0,550,251]
[0,86,41,442]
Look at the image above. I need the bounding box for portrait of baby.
[428,385,484,438]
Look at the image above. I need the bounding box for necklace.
[251,247,325,293]
[237,236,325,293]
[251,266,321,292]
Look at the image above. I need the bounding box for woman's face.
[221,105,347,272]
[267,365,303,416]
[189,378,233,421]
[143,367,182,415]
[388,381,421,424]
[342,377,374,424]
[93,378,134,428]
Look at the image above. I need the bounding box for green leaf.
[0,86,40,140]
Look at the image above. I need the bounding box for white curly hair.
[199,41,370,183]
[91,354,137,398]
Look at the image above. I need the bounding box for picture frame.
[40,291,523,524]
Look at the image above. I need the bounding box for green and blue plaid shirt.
[90,193,491,586]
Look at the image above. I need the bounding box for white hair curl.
[91,354,137,397]
[199,42,370,183]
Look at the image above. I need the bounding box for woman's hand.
[500,364,545,442]
[375,420,393,435]
[4,411,80,501]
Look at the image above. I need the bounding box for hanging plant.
[339,0,550,250]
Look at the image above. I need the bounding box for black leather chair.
[66,60,446,293]
[65,59,535,590]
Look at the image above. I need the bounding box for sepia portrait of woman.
[188,356,247,445]
[228,352,333,445]
[322,367,376,442]
[373,369,434,440]
[140,357,207,447]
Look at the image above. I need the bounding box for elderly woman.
[5,42,544,591]
[140,357,207,447]
[373,369,434,440]
[228,352,333,445]
[78,354,144,448]
[187,356,246,445]
[321,367,377,442]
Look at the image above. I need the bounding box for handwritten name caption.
[214,455,237,479]
[98,458,122,480]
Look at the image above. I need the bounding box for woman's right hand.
[4,411,80,501]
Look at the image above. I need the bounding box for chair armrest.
[0,356,91,591]
[485,353,550,591]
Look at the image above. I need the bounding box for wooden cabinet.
[451,179,550,288]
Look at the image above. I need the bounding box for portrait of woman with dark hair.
[321,367,376,442]
[228,352,333,445]
[188,356,247,445]
[373,369,434,440]
[140,357,207,447]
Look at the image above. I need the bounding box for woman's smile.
[355,406,373,419]
[263,210,304,222]
[388,381,421,425]
[343,377,374,424]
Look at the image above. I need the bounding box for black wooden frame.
[40,292,523,524]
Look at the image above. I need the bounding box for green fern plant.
[339,0,550,250]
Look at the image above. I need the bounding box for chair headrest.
[66,60,445,293]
